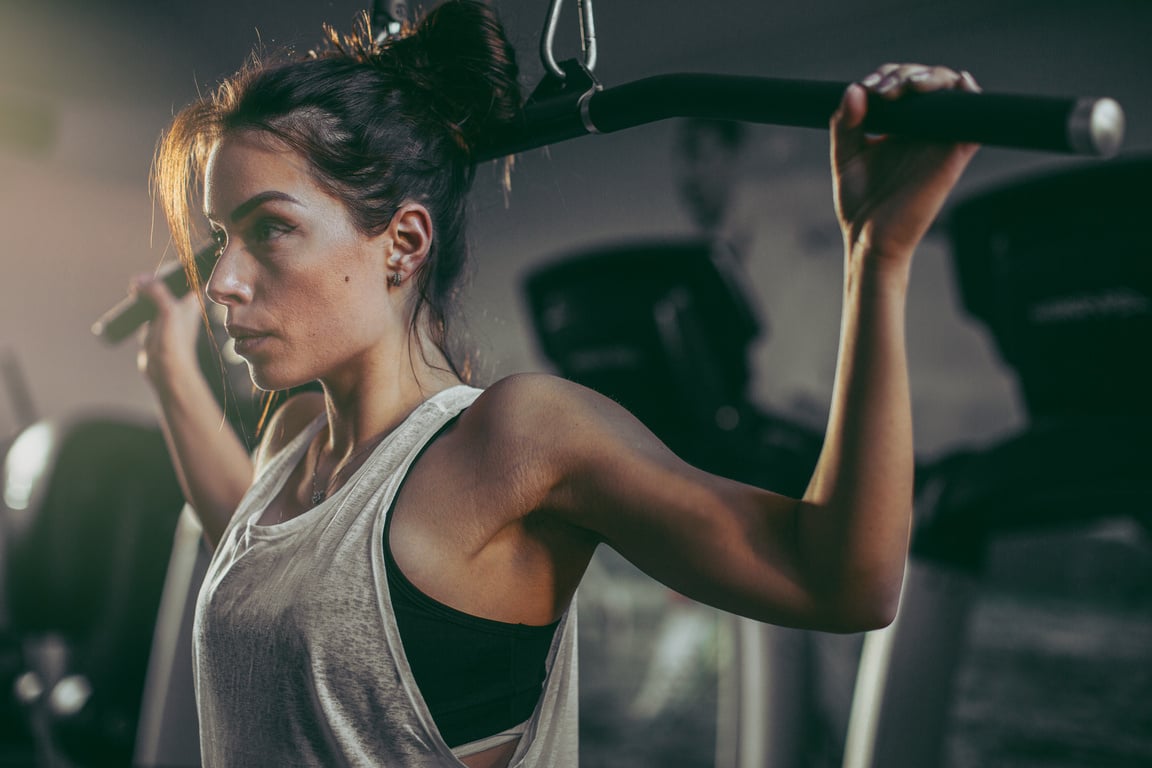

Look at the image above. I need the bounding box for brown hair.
[153,0,522,384]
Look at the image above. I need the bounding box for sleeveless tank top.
[193,385,580,767]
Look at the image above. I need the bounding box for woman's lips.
[232,334,269,356]
[227,326,271,356]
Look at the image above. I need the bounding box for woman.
[134,1,979,765]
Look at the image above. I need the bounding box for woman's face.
[204,130,394,391]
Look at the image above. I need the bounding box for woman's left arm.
[517,65,980,633]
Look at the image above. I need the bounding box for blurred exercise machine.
[1,414,185,767]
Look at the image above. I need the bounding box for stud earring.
[389,272,403,287]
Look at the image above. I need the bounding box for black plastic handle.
[91,244,219,344]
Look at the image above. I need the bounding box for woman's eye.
[251,218,294,243]
[211,228,227,253]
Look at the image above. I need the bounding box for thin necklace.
[309,430,389,506]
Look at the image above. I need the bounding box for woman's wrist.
[845,242,914,296]
[145,347,204,402]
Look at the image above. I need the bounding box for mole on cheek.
[344,276,350,282]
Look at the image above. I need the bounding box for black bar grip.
[477,73,1125,161]
[91,244,219,344]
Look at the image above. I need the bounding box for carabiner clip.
[541,0,598,80]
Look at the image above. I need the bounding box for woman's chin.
[246,364,310,394]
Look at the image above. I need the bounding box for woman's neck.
[317,331,463,458]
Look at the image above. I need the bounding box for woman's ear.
[385,203,433,286]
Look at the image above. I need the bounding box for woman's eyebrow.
[204,190,302,223]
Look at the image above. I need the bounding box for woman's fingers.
[859,63,979,99]
[131,273,174,311]
[831,62,982,260]
[830,83,870,180]
[132,271,205,379]
[957,70,981,93]
[131,271,203,322]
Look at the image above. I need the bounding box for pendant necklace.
[309,431,388,506]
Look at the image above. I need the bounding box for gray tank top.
[193,385,579,766]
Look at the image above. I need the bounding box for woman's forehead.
[203,132,316,217]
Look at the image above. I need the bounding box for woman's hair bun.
[394,0,522,151]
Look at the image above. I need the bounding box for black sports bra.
[382,418,559,749]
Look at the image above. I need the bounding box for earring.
[389,272,403,287]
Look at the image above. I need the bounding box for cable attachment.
[526,57,603,138]
[541,0,598,80]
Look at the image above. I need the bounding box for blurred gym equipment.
[2,414,185,767]
[524,237,822,495]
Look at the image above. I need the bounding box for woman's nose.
[205,244,252,307]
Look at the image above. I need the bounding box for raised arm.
[133,276,254,546]
[523,65,979,632]
[801,63,981,616]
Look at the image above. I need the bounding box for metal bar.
[477,73,1125,161]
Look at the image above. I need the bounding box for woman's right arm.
[490,66,979,633]
[134,276,254,546]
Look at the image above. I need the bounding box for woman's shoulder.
[446,374,616,517]
[469,372,600,428]
[463,373,637,460]
[252,391,326,471]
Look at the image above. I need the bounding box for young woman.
[133,1,980,765]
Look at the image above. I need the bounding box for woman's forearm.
[150,353,254,547]
[792,66,980,631]
[799,249,915,631]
